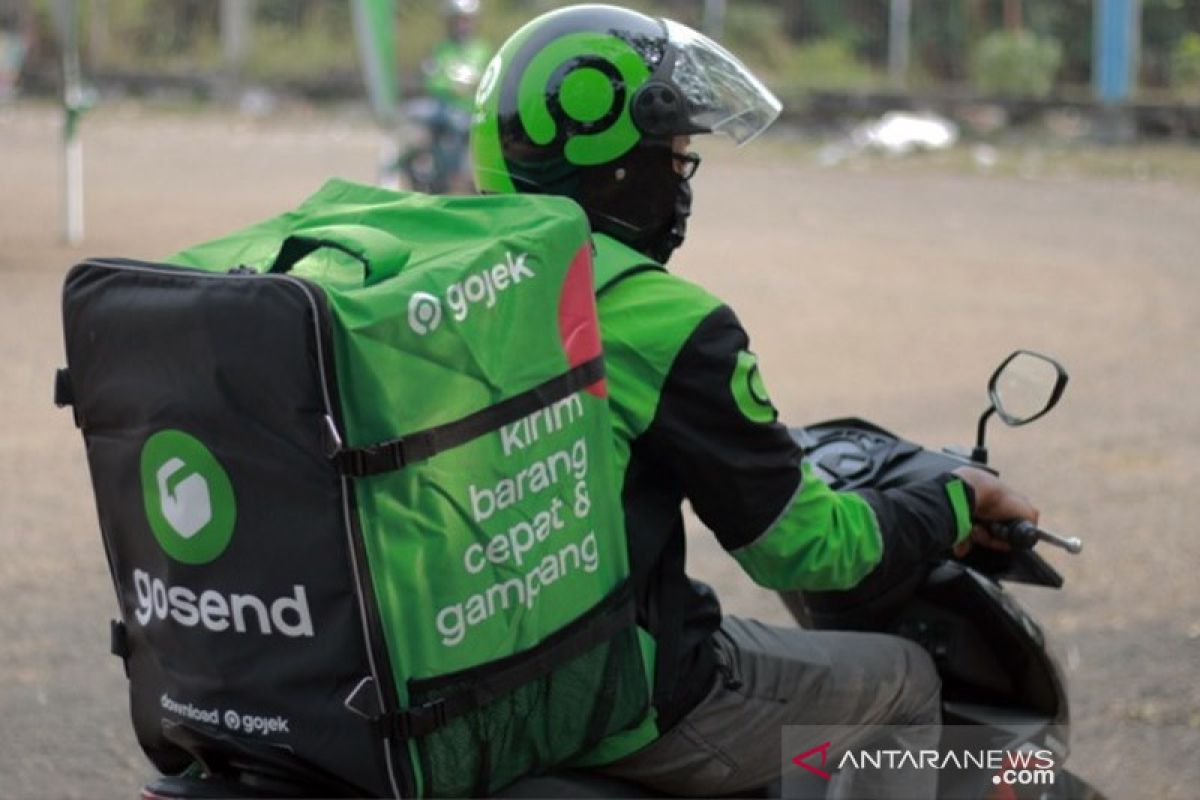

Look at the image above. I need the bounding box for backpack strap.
[591,234,665,297]
[330,356,605,477]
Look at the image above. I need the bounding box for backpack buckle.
[396,698,448,739]
[333,441,407,477]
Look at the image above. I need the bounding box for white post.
[888,0,912,90]
[56,0,84,245]
[703,0,726,40]
[65,119,84,245]
[221,0,253,77]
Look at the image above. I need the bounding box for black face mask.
[576,144,694,265]
[618,171,692,265]
[644,175,692,265]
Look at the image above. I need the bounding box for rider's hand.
[951,466,1039,556]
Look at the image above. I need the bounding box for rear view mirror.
[988,351,1068,426]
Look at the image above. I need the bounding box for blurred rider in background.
[399,0,491,193]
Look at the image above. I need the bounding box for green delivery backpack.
[57,180,651,797]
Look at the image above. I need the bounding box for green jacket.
[578,234,974,763]
[424,37,492,109]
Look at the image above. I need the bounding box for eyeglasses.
[672,151,701,180]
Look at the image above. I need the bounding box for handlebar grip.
[986,519,1040,549]
[986,519,1084,554]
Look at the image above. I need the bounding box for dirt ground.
[1,102,1197,799]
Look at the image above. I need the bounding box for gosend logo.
[133,569,314,638]
[135,432,314,639]
[406,251,535,335]
[140,430,236,565]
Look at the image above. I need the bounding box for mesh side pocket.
[408,599,648,797]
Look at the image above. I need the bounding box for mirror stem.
[973,406,995,465]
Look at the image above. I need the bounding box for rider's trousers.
[595,615,942,798]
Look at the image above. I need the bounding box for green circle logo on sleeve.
[140,430,237,564]
[731,350,778,424]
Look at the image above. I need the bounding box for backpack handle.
[268,225,409,286]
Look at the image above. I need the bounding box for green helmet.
[470,4,781,263]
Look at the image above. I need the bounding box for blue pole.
[1094,0,1139,104]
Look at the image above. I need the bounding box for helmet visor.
[664,18,782,145]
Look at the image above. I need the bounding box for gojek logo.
[406,251,535,335]
[140,430,236,564]
[730,350,778,425]
[408,291,443,335]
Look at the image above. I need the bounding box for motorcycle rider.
[471,5,1037,796]
[413,0,491,192]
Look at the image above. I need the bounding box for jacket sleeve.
[647,304,973,592]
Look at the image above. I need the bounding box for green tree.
[970,29,1063,97]
[1171,32,1200,96]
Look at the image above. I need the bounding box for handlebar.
[794,419,1081,588]
[986,519,1083,554]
